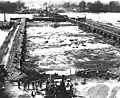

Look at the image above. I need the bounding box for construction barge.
[1,12,120,98]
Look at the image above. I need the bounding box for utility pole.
[4,12,6,22]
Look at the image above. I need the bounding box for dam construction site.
[1,12,120,98]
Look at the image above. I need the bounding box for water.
[0,13,120,24]
[0,13,33,22]
[0,29,9,47]
[60,12,120,26]
[0,12,120,27]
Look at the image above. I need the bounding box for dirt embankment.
[0,26,17,63]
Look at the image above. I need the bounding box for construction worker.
[38,80,42,88]
[18,81,21,89]
[31,90,36,98]
[35,81,38,90]
[32,81,35,90]
[27,80,30,90]
[23,82,27,91]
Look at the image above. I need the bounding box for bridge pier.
[92,28,96,33]
[116,38,120,45]
[70,18,120,46]
[87,26,90,31]
[103,32,107,38]
[83,25,120,46]
[86,26,91,32]
[99,31,102,35]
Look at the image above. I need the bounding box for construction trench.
[1,15,120,98]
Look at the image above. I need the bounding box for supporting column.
[116,38,120,45]
[103,32,107,38]
[93,28,96,33]
[4,12,6,22]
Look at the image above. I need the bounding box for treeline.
[0,1,25,13]
[62,1,120,12]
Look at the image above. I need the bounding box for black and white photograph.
[0,0,120,98]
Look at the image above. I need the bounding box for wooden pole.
[4,12,6,22]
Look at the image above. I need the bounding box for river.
[60,12,120,26]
